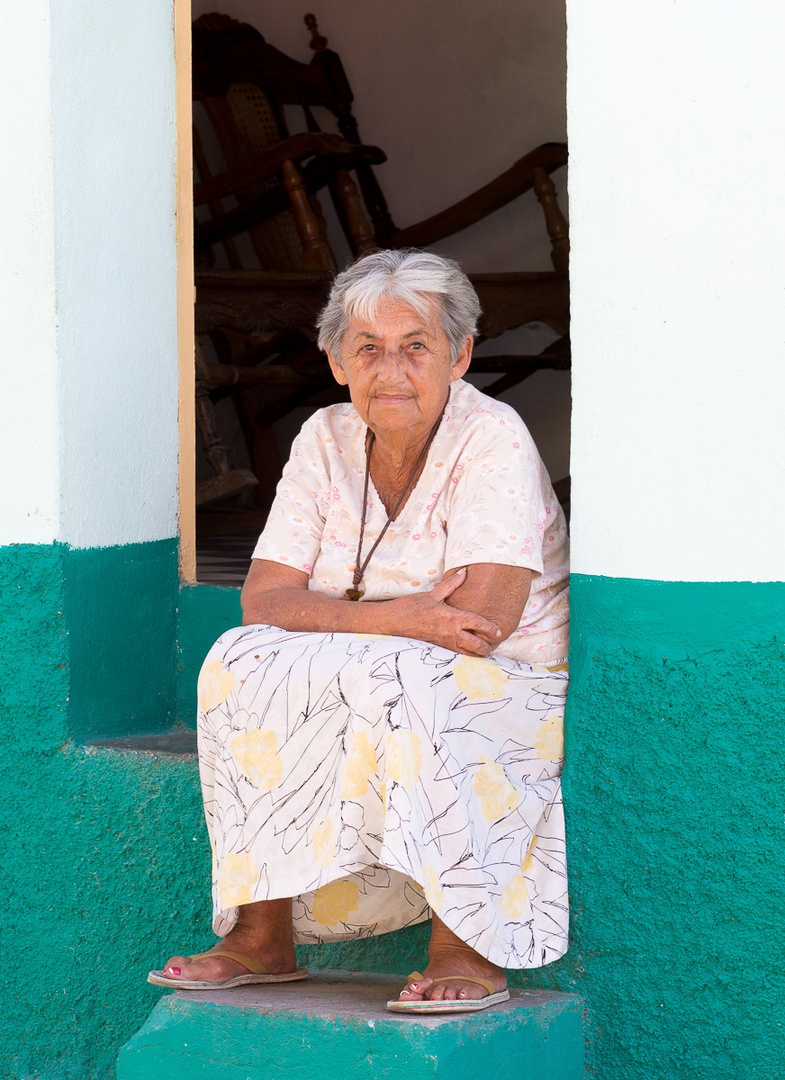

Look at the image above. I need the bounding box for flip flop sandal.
[147,949,309,990]
[386,971,510,1014]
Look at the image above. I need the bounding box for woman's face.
[326,297,472,440]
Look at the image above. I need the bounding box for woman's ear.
[326,350,348,386]
[450,336,473,381]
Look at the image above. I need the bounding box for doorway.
[181,0,570,584]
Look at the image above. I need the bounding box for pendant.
[345,587,365,601]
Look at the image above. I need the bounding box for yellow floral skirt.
[197,626,569,969]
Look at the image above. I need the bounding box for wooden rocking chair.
[192,12,569,523]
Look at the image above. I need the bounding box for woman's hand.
[381,569,502,656]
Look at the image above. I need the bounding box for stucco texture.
[0,547,197,1078]
[3,549,783,1078]
[525,575,785,1079]
[0,547,424,1079]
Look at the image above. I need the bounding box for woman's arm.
[443,563,532,641]
[241,559,510,657]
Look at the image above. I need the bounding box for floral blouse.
[253,379,569,664]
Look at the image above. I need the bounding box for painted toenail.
[168,967,181,975]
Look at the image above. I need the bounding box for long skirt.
[197,625,569,969]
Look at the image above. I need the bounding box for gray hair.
[316,249,482,363]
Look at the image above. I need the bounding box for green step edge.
[118,980,585,1080]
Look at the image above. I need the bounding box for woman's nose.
[378,348,406,381]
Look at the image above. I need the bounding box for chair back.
[192,13,394,270]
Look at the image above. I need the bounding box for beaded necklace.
[345,408,445,601]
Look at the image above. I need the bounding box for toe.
[400,973,440,1001]
[398,977,425,1001]
[162,954,190,978]
[160,951,241,983]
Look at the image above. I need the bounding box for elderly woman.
[149,249,569,1012]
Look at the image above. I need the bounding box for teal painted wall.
[65,539,179,740]
[0,543,203,1079]
[176,584,242,728]
[524,575,785,1079]
[0,552,424,1079]
[2,552,783,1078]
[1,539,179,744]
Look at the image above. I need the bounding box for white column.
[0,1,60,544]
[567,0,785,582]
[50,0,180,549]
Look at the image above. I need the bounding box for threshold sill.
[86,730,197,759]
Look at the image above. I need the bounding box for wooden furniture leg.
[195,343,259,507]
[334,168,378,255]
[282,159,336,272]
[533,165,570,273]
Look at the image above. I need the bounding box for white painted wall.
[0,2,60,545]
[51,0,179,548]
[568,0,785,582]
[1,0,180,550]
[13,0,776,579]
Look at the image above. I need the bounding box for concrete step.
[118,970,584,1080]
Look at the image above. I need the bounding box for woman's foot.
[158,898,296,984]
[397,915,507,1002]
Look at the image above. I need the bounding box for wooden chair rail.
[195,150,386,251]
[470,349,570,375]
[193,132,386,205]
[195,269,332,338]
[195,269,569,343]
[472,272,569,339]
[202,363,316,389]
[393,143,568,249]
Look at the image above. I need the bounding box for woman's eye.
[408,342,425,351]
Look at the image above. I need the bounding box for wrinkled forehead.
[343,293,444,339]
[347,289,444,330]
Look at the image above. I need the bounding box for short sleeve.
[251,414,331,575]
[443,416,555,575]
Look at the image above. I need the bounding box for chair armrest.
[194,133,386,205]
[392,142,567,249]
